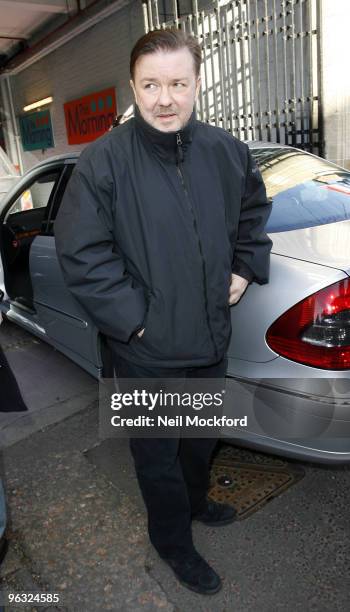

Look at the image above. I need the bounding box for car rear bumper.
[221,376,350,464]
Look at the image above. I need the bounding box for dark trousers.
[111,353,227,558]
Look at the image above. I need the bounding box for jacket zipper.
[176,133,219,361]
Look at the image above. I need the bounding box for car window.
[7,171,60,217]
[250,149,350,232]
[45,164,75,235]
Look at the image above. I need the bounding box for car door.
[1,164,64,317]
[29,161,102,377]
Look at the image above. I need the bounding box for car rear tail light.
[266,278,350,370]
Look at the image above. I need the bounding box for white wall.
[10,0,144,171]
[321,0,350,168]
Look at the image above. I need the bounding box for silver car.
[0,143,349,463]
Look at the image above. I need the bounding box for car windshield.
[250,148,350,233]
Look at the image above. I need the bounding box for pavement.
[0,319,96,449]
[0,319,349,611]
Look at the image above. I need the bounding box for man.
[55,29,272,595]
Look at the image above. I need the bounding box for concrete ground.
[0,319,349,611]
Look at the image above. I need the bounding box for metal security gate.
[142,0,322,156]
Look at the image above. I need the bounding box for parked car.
[0,143,349,464]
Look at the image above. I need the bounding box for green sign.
[19,109,54,151]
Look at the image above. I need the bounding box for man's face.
[130,47,201,133]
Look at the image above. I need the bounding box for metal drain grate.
[208,445,305,520]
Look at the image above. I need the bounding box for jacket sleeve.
[232,147,273,284]
[54,158,147,343]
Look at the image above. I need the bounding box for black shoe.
[162,550,222,595]
[193,500,237,526]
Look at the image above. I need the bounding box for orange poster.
[64,87,117,145]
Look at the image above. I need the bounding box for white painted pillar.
[0,76,23,173]
[320,0,350,168]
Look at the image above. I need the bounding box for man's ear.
[195,75,201,101]
[130,79,138,104]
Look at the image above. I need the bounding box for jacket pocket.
[134,289,157,343]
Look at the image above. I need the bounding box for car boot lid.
[271,219,350,275]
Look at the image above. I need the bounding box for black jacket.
[54,107,272,367]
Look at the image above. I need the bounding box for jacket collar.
[134,104,196,163]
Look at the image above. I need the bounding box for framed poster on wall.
[64,87,117,145]
[19,109,54,151]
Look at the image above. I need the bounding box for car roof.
[246,140,289,150]
[27,140,293,173]
[29,152,80,172]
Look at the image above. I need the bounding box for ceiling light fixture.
[23,97,53,112]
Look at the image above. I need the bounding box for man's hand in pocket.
[228,274,249,306]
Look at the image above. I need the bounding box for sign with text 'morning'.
[19,109,54,151]
[64,87,117,145]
